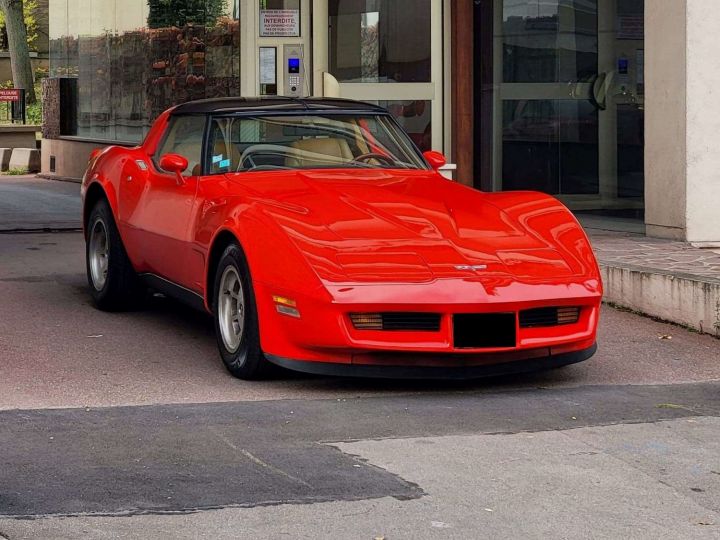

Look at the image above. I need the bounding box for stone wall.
[41,77,60,140]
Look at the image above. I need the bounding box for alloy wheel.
[218,265,245,353]
[88,218,109,291]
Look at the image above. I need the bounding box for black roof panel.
[171,97,387,115]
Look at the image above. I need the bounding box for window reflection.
[378,100,432,152]
[502,99,598,195]
[617,104,643,198]
[502,0,598,83]
[329,0,431,83]
[480,0,645,218]
[50,0,240,142]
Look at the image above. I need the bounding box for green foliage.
[26,97,40,124]
[0,78,41,125]
[147,0,227,29]
[0,0,38,51]
[4,167,30,175]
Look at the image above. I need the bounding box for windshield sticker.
[219,159,231,169]
[212,154,224,164]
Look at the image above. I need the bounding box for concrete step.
[590,231,720,337]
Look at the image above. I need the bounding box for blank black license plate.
[453,313,517,348]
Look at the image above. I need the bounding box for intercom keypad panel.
[283,44,305,97]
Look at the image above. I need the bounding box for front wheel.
[213,244,269,380]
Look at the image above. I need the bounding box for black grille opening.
[520,307,580,328]
[350,312,441,332]
[453,313,516,349]
[382,313,441,331]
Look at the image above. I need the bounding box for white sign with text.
[260,9,300,37]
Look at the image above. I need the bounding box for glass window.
[329,0,431,83]
[206,114,427,174]
[377,100,432,152]
[155,115,207,176]
[51,0,240,143]
[616,102,644,199]
[502,0,598,83]
[502,99,598,195]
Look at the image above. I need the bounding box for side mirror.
[159,153,189,185]
[423,150,447,171]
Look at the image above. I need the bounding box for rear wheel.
[213,244,269,380]
[86,198,144,311]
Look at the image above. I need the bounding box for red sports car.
[82,97,602,380]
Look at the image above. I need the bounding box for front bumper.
[255,278,602,364]
[266,342,597,380]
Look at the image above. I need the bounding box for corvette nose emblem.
[455,265,488,272]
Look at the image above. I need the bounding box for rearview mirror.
[159,153,189,185]
[423,150,447,171]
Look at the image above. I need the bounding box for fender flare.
[82,176,120,234]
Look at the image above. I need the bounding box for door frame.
[312,0,445,152]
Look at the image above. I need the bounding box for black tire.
[85,198,145,311]
[212,244,269,380]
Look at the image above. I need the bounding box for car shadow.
[138,292,588,395]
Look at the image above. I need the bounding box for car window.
[206,114,427,174]
[155,116,206,176]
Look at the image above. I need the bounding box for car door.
[124,115,206,288]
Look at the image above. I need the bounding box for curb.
[600,262,720,338]
[37,173,82,184]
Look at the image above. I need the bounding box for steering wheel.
[353,152,397,167]
[237,153,255,172]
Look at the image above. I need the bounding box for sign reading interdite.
[0,89,22,102]
[260,9,300,37]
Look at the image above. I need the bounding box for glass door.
[485,0,644,214]
[313,0,444,153]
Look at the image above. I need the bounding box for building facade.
[42,1,720,245]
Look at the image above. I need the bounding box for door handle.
[589,72,617,111]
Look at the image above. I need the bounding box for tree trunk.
[0,0,35,105]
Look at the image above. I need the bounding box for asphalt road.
[1,177,719,538]
[1,231,720,411]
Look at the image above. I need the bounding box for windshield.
[206,114,428,173]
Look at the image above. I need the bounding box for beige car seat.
[285,138,354,168]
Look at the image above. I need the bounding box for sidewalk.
[589,229,720,337]
[0,174,81,231]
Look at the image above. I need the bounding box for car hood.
[225,169,592,285]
